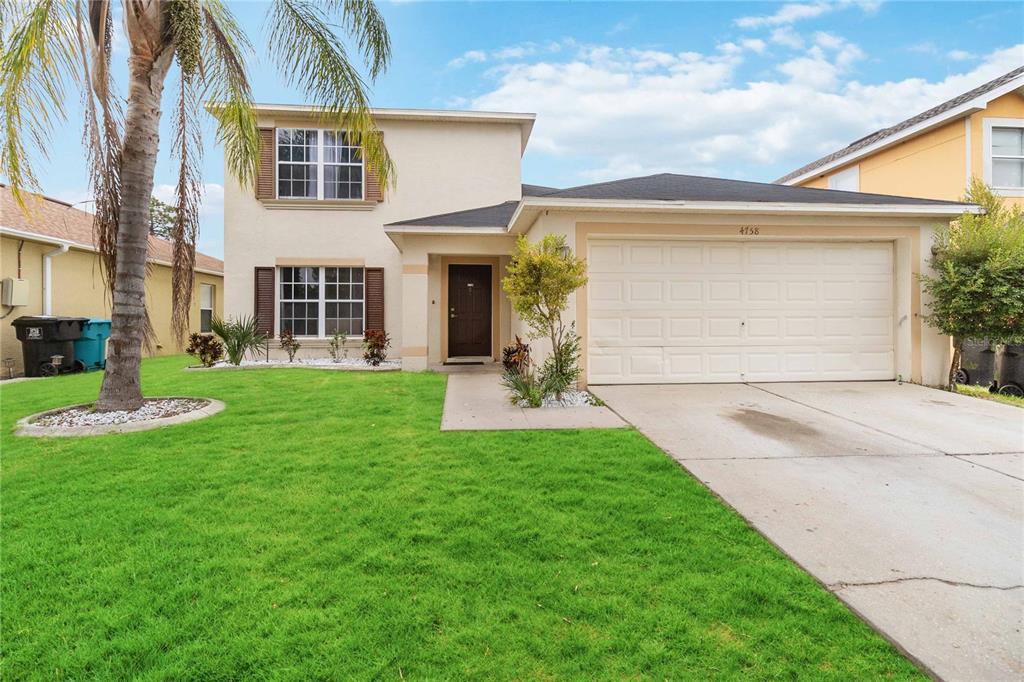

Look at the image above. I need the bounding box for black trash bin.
[11,316,89,377]
[956,340,997,388]
[996,344,1024,397]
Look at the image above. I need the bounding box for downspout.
[42,243,70,315]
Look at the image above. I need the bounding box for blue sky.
[14,1,1024,258]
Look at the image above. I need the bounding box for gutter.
[42,243,70,315]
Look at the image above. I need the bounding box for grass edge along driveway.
[1,355,924,679]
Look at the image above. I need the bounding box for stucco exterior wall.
[517,210,951,387]
[798,92,1024,208]
[223,116,525,357]
[0,236,223,376]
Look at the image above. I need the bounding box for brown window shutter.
[365,267,384,332]
[254,267,275,335]
[256,128,275,199]
[363,131,385,203]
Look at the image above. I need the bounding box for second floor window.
[277,129,364,200]
[991,126,1024,189]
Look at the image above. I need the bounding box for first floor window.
[991,126,1024,189]
[279,266,365,337]
[199,283,214,333]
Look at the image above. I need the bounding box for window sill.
[991,187,1024,198]
[262,199,376,211]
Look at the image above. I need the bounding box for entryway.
[447,263,492,358]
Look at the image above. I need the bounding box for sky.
[12,1,1024,259]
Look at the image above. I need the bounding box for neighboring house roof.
[0,185,224,274]
[776,65,1024,185]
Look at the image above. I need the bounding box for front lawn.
[955,383,1024,408]
[2,356,922,679]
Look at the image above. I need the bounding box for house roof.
[386,172,974,236]
[776,65,1024,185]
[0,185,224,274]
[534,173,961,205]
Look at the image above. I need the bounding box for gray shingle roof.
[776,65,1024,184]
[539,173,962,205]
[521,183,560,196]
[386,201,519,228]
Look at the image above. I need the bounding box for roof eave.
[778,75,1024,185]
[509,198,978,233]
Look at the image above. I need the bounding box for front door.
[448,264,492,357]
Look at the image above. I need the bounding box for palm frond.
[170,73,203,345]
[201,0,260,188]
[0,0,81,205]
[266,0,394,189]
[324,0,391,80]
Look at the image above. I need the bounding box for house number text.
[739,226,760,235]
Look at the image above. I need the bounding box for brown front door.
[448,264,492,357]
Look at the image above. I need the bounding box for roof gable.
[776,65,1024,185]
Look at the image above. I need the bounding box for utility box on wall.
[2,278,28,307]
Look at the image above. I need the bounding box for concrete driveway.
[590,381,1023,682]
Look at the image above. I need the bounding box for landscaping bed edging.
[187,358,400,372]
[16,397,226,438]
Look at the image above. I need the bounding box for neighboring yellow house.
[777,66,1024,207]
[0,185,223,377]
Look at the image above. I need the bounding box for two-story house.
[224,104,976,387]
[777,66,1024,207]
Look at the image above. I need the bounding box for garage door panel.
[587,239,895,384]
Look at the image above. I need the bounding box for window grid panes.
[277,129,318,198]
[991,127,1024,189]
[279,266,320,336]
[278,266,365,337]
[276,129,364,200]
[325,267,365,336]
[323,132,364,200]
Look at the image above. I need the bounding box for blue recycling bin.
[73,319,112,371]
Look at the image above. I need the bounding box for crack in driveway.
[829,576,1024,592]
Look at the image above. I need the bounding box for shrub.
[279,329,301,363]
[501,336,531,374]
[501,365,543,408]
[185,333,223,367]
[538,323,582,398]
[921,180,1024,387]
[363,330,391,366]
[328,330,349,362]
[210,315,267,366]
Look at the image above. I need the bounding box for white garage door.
[586,239,895,384]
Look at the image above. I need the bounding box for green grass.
[2,356,922,680]
[955,383,1024,408]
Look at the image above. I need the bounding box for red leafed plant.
[363,330,391,366]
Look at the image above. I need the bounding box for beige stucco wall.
[800,92,1024,208]
[517,210,951,387]
[0,235,223,376]
[223,116,525,358]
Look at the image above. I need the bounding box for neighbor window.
[991,126,1024,189]
[279,266,365,337]
[199,283,214,333]
[277,129,364,200]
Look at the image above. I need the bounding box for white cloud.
[447,50,487,69]
[468,42,1023,182]
[770,27,805,49]
[736,1,882,29]
[947,49,976,61]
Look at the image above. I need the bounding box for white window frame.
[828,165,860,192]
[276,266,366,339]
[982,117,1024,197]
[199,283,214,333]
[275,129,365,201]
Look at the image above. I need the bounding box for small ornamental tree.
[502,235,587,392]
[921,180,1024,388]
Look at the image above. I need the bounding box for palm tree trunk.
[96,50,173,412]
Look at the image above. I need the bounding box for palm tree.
[0,0,393,411]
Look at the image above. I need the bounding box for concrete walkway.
[441,372,625,431]
[591,381,1023,682]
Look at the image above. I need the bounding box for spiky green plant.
[211,315,267,366]
[1,0,393,410]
